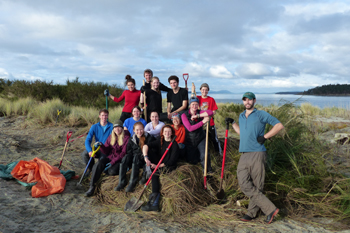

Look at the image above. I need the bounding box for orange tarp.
[11,157,66,198]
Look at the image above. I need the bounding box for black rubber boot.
[85,186,95,197]
[115,162,128,191]
[139,165,147,185]
[125,164,139,193]
[141,193,160,212]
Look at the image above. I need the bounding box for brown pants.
[237,151,276,217]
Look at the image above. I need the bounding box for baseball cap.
[242,92,256,100]
[113,119,123,128]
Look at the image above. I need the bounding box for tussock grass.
[28,98,70,124]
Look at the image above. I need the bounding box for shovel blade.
[216,189,225,199]
[124,197,144,212]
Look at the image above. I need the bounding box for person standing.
[226,92,284,224]
[81,109,113,175]
[140,69,171,93]
[166,75,188,119]
[140,76,163,122]
[197,83,221,155]
[108,75,141,123]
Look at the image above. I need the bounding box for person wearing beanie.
[85,119,130,197]
[181,95,214,173]
[226,92,284,224]
[197,83,222,155]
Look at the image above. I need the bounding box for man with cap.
[85,119,130,197]
[181,95,214,172]
[166,75,188,120]
[197,83,221,155]
[226,92,284,224]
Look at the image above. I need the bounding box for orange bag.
[11,157,66,198]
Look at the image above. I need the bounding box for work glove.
[104,89,110,96]
[145,166,152,179]
[257,136,266,144]
[104,163,111,171]
[178,143,185,150]
[225,117,235,124]
[94,142,102,148]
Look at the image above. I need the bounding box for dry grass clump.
[28,98,70,124]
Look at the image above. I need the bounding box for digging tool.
[204,120,209,189]
[216,121,230,199]
[143,80,147,122]
[55,109,62,125]
[58,131,73,169]
[104,89,109,110]
[69,132,88,143]
[183,73,189,89]
[124,136,177,212]
[77,144,101,185]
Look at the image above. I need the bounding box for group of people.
[80,69,284,224]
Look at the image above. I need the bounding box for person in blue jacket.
[81,109,113,175]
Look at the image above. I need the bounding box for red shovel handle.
[183,73,189,87]
[220,123,230,179]
[66,131,73,142]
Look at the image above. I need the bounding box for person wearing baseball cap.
[226,91,284,224]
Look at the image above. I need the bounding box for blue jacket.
[239,108,280,152]
[85,122,113,152]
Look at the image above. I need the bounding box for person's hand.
[150,163,157,169]
[168,112,173,119]
[225,117,234,124]
[202,116,209,124]
[257,136,266,144]
[178,143,185,149]
[88,151,93,157]
[104,163,111,171]
[191,114,199,121]
[145,157,151,166]
[104,89,110,96]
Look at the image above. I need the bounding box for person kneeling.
[141,125,179,211]
[85,120,130,197]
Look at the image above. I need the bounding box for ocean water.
[162,93,350,109]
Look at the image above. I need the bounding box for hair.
[144,69,153,77]
[125,74,136,87]
[151,76,160,94]
[168,75,179,83]
[110,127,125,146]
[131,106,141,117]
[160,125,175,147]
[133,121,146,149]
[99,109,109,115]
[150,111,159,118]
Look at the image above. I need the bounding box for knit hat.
[113,119,123,128]
[171,112,180,120]
[189,96,199,105]
[200,83,210,91]
[242,92,256,100]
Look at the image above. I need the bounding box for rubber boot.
[85,185,95,197]
[141,193,160,212]
[125,164,139,193]
[115,162,128,191]
[139,165,147,185]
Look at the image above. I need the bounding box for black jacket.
[183,110,205,146]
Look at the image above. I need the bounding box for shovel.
[204,120,209,189]
[77,144,101,186]
[58,131,72,169]
[124,136,177,212]
[183,73,189,89]
[216,121,230,199]
[143,80,147,122]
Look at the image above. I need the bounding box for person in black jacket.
[114,122,155,192]
[141,125,179,211]
[140,76,163,122]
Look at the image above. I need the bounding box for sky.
[0,0,350,93]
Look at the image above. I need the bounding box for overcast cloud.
[0,0,349,93]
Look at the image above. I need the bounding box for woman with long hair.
[109,75,141,123]
[115,122,155,192]
[123,106,147,136]
[140,76,163,123]
[85,120,130,197]
[144,111,165,138]
[141,125,179,211]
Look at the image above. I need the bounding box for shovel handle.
[220,128,229,179]
[183,73,189,88]
[66,131,73,142]
[77,145,100,184]
[204,120,209,189]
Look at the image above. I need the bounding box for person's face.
[132,108,141,118]
[144,72,152,82]
[151,112,159,123]
[127,82,135,91]
[114,126,123,135]
[163,127,172,139]
[99,112,108,123]
[172,117,180,126]
[170,80,178,90]
[242,98,256,110]
[134,125,144,138]
[190,102,199,112]
[151,79,159,89]
[201,87,208,97]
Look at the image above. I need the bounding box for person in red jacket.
[109,75,141,123]
[85,120,130,197]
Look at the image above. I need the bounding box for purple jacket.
[101,130,130,165]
